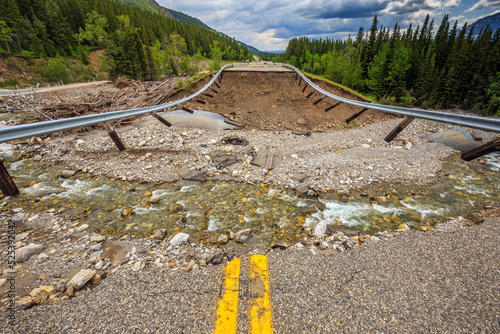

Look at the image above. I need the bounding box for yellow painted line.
[249,254,273,334]
[214,258,241,334]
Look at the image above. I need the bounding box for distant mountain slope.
[469,12,500,32]
[117,0,259,54]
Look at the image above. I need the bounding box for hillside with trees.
[277,14,500,115]
[0,0,253,85]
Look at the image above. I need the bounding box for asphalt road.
[0,81,110,97]
[7,218,500,333]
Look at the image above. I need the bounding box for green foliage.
[175,78,184,89]
[487,72,500,115]
[282,13,500,114]
[41,57,69,82]
[210,41,222,71]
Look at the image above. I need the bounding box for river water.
[0,140,498,248]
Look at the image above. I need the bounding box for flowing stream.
[0,141,498,248]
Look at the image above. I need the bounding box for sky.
[157,0,500,51]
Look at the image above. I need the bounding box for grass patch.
[302,71,376,103]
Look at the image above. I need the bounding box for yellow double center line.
[214,255,273,334]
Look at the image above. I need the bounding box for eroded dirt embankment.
[168,71,395,132]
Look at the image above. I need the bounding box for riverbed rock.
[178,168,207,182]
[292,173,307,182]
[221,136,249,146]
[67,269,96,291]
[169,233,189,247]
[251,154,277,170]
[76,224,89,232]
[121,207,134,217]
[170,203,183,213]
[212,154,238,169]
[15,296,33,310]
[314,221,327,240]
[15,243,45,263]
[295,184,309,195]
[90,235,106,243]
[61,170,76,178]
[208,250,224,265]
[235,229,252,243]
[153,228,166,240]
[217,234,229,245]
[148,195,161,204]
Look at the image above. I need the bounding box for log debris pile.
[27,77,182,130]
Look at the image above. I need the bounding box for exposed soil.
[167,71,396,132]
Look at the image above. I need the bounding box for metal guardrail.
[0,64,233,143]
[283,64,500,134]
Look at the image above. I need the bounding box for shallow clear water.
[0,141,498,248]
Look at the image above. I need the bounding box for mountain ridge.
[468,12,500,33]
[117,0,260,54]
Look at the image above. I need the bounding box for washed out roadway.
[10,218,500,333]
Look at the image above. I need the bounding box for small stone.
[67,269,96,290]
[217,234,229,245]
[170,203,183,213]
[292,173,307,182]
[76,224,89,232]
[177,168,208,182]
[397,223,410,231]
[0,278,6,287]
[29,181,37,187]
[297,117,307,125]
[184,260,196,272]
[314,221,327,240]
[37,253,49,260]
[61,170,76,178]
[235,229,252,243]
[95,260,104,270]
[209,250,224,265]
[15,243,45,263]
[91,274,101,285]
[66,285,75,297]
[15,296,33,310]
[148,195,161,204]
[33,155,42,161]
[90,235,106,243]
[121,207,134,217]
[169,233,189,247]
[229,231,235,239]
[295,184,309,195]
[295,243,304,250]
[32,290,50,305]
[153,229,166,240]
[133,261,144,271]
[376,196,388,203]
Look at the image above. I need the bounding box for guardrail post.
[203,93,214,98]
[150,112,172,127]
[313,95,325,106]
[325,102,341,112]
[298,77,302,87]
[194,99,206,105]
[384,117,415,143]
[302,85,308,93]
[345,108,368,124]
[210,88,219,94]
[214,81,221,89]
[461,138,500,161]
[181,107,194,114]
[103,123,126,151]
[0,160,19,196]
[306,91,314,99]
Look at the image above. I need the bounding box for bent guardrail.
[0,64,232,144]
[283,64,500,134]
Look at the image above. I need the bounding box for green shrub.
[41,58,69,83]
[175,78,184,89]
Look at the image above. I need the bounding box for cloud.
[444,0,461,8]
[466,0,500,12]
[156,0,496,51]
[298,0,390,19]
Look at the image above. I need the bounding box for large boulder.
[15,244,45,263]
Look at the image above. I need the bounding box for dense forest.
[274,15,500,115]
[0,0,253,81]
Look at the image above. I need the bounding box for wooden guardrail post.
[103,123,126,151]
[384,117,415,143]
[345,108,368,124]
[150,112,172,127]
[461,138,500,161]
[325,102,341,112]
[0,160,19,196]
[181,107,194,114]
